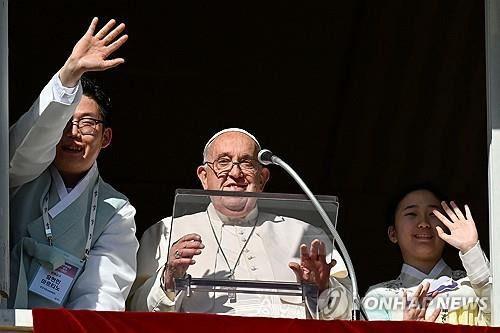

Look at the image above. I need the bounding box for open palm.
[433,201,478,253]
[72,18,127,72]
[289,239,335,293]
[60,17,128,87]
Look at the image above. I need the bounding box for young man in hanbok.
[9,18,138,310]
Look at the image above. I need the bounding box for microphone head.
[258,149,274,165]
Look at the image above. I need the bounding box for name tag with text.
[29,252,83,304]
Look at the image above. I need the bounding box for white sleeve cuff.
[459,241,490,286]
[52,72,81,106]
[317,277,352,320]
[148,266,178,311]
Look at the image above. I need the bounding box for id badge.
[29,249,84,305]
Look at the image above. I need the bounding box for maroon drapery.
[32,309,499,333]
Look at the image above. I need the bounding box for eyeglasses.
[65,117,104,135]
[205,157,259,176]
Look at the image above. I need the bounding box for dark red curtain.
[33,309,497,333]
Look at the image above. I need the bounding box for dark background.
[9,0,488,295]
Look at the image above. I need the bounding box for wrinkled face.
[54,96,112,181]
[197,132,270,217]
[388,190,446,266]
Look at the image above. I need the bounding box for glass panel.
[168,189,343,318]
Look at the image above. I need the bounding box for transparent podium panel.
[168,189,345,318]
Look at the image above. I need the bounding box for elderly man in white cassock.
[127,128,352,319]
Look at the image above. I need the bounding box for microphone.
[257,149,276,165]
[257,148,363,320]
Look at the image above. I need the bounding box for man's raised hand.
[60,17,128,87]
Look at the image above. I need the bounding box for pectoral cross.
[228,271,237,303]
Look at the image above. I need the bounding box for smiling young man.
[127,128,352,319]
[8,18,138,310]
[53,79,112,188]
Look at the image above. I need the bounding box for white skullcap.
[203,128,261,161]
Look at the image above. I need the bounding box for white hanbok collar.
[400,258,451,288]
[48,163,98,218]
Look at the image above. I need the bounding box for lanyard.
[206,209,257,279]
[42,177,100,262]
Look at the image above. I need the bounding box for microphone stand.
[262,152,363,320]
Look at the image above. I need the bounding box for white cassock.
[128,203,352,319]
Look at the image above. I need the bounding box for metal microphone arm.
[261,151,361,320]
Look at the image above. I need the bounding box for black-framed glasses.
[65,117,104,135]
[205,157,259,176]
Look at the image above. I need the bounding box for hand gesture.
[288,239,336,293]
[403,282,441,321]
[163,233,204,290]
[433,201,478,254]
[60,17,128,87]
